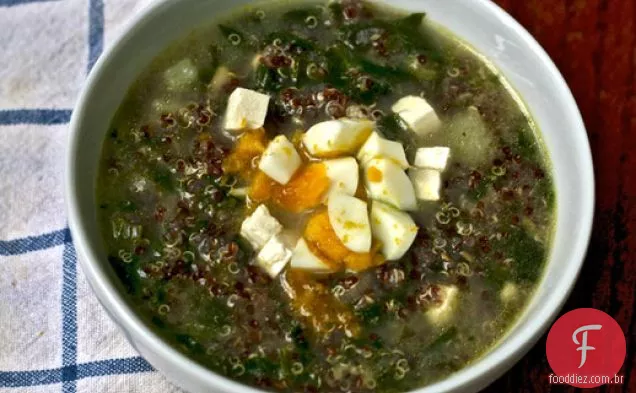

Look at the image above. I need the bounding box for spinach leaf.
[109,255,140,295]
[218,24,256,49]
[377,114,415,149]
[152,165,176,192]
[253,64,282,92]
[426,326,458,351]
[263,31,317,52]
[327,1,344,25]
[244,357,279,379]
[398,12,426,31]
[357,302,384,325]
[504,227,546,282]
[282,8,321,26]
[197,44,220,84]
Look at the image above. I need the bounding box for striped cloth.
[0,0,183,391]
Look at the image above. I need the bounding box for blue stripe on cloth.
[0,228,69,256]
[0,109,72,125]
[87,0,104,72]
[61,230,78,393]
[0,357,153,388]
[77,357,154,379]
[0,0,57,7]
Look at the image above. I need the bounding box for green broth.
[96,1,555,391]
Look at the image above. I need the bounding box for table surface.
[486,0,635,392]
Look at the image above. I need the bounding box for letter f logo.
[572,324,602,368]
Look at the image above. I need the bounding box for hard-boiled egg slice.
[290,238,334,272]
[370,201,418,260]
[328,194,371,253]
[408,168,441,201]
[323,157,359,200]
[413,147,451,171]
[224,87,270,131]
[391,95,441,137]
[303,118,374,158]
[259,135,302,185]
[363,158,417,211]
[357,132,409,169]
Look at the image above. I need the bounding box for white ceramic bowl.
[66,0,594,392]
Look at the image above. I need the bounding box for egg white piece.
[290,238,334,272]
[357,132,409,169]
[259,135,302,185]
[363,158,417,211]
[413,146,451,171]
[328,194,372,253]
[224,87,270,131]
[303,118,374,157]
[370,201,418,260]
[392,95,441,137]
[408,168,441,201]
[323,157,359,200]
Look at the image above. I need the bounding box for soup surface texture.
[97,1,555,391]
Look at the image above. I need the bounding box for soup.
[96,1,555,391]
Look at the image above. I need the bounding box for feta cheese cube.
[323,157,359,200]
[357,132,409,169]
[224,87,270,131]
[408,168,441,201]
[303,118,374,158]
[328,194,372,253]
[413,147,451,171]
[363,158,417,211]
[164,58,199,92]
[290,238,334,273]
[392,95,441,137]
[370,201,418,260]
[240,205,282,250]
[259,135,302,185]
[426,285,459,325]
[500,282,519,303]
[257,234,293,278]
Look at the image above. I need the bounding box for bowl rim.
[66,0,595,392]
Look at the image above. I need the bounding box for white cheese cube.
[164,58,199,92]
[363,158,417,211]
[259,135,302,185]
[426,285,459,325]
[290,238,334,273]
[240,205,282,250]
[323,158,359,200]
[408,168,442,201]
[224,87,270,131]
[328,194,372,253]
[414,147,451,171]
[392,95,441,137]
[370,201,418,260]
[303,118,374,158]
[257,234,293,278]
[357,132,409,169]
[500,282,519,303]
